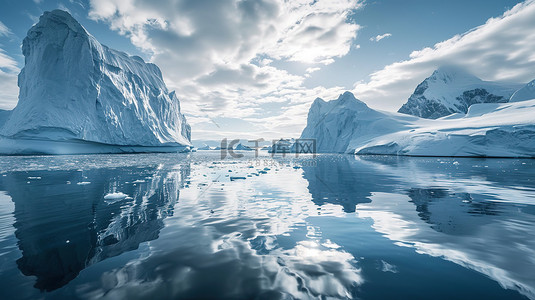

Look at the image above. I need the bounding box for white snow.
[0,10,191,155]
[510,79,535,102]
[417,67,518,111]
[398,66,521,119]
[301,91,535,157]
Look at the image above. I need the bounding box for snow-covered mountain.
[0,10,191,154]
[300,91,535,157]
[398,66,521,119]
[510,79,535,102]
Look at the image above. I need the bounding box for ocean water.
[0,152,533,299]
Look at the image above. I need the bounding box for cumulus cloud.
[88,0,362,139]
[354,0,535,111]
[370,33,391,42]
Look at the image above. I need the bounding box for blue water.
[0,152,534,299]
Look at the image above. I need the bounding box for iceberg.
[196,145,212,150]
[300,91,535,157]
[0,10,191,155]
[234,143,253,151]
[0,109,10,130]
[398,66,521,119]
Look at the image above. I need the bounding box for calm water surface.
[0,152,534,299]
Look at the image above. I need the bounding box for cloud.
[0,21,12,37]
[354,0,535,111]
[370,33,391,42]
[0,49,20,110]
[88,0,363,139]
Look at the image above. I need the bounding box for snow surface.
[301,91,535,157]
[0,10,191,155]
[398,66,521,119]
[510,79,535,102]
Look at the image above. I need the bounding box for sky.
[1,0,534,141]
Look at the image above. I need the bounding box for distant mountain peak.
[398,67,520,119]
[429,65,481,84]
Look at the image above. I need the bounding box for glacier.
[300,91,535,157]
[0,10,191,155]
[398,66,521,119]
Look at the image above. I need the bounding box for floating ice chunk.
[104,192,128,200]
[77,182,91,185]
[380,260,398,273]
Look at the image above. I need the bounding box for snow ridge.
[510,79,535,102]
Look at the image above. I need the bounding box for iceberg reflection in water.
[0,153,533,299]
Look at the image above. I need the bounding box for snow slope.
[0,10,191,154]
[510,79,535,102]
[398,66,521,119]
[300,91,535,157]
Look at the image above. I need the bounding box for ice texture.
[0,10,191,154]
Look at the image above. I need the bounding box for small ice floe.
[66,181,71,184]
[27,176,41,180]
[453,161,460,166]
[104,192,128,201]
[230,176,246,181]
[132,179,145,183]
[380,260,398,273]
[322,239,340,249]
[77,182,91,185]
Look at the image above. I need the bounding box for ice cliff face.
[0,109,10,130]
[300,91,535,157]
[510,79,535,102]
[398,66,521,119]
[0,10,191,153]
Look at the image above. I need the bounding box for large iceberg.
[0,109,10,129]
[398,66,521,119]
[0,10,191,155]
[300,91,535,157]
